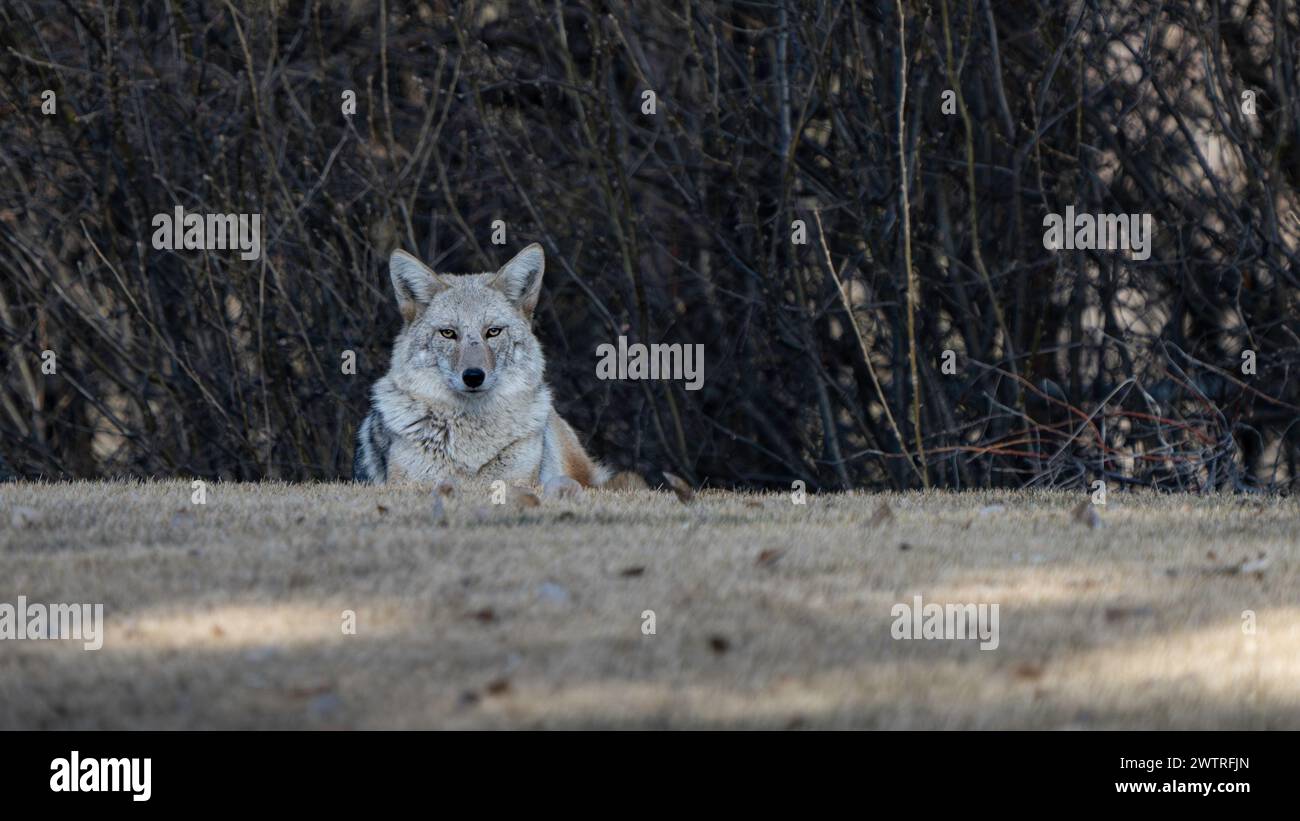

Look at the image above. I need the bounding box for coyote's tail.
[551,414,645,489]
[601,470,649,490]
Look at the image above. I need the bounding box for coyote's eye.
[439,328,457,339]
[485,327,502,338]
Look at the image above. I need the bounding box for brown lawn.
[1,480,1296,729]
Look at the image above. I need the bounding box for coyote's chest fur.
[373,377,550,483]
[352,243,608,488]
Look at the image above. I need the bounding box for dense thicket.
[2,1,1298,490]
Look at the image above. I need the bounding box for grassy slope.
[1,481,1297,729]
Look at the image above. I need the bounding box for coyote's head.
[384,244,547,399]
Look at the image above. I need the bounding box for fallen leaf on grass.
[1199,552,1270,577]
[756,548,786,567]
[1013,663,1044,681]
[1238,555,1270,575]
[470,608,497,623]
[1104,606,1154,623]
[485,678,511,696]
[285,683,334,699]
[619,566,646,577]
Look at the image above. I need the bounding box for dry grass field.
[1,480,1297,729]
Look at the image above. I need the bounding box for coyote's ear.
[389,250,446,323]
[491,243,545,319]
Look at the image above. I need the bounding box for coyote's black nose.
[462,368,485,388]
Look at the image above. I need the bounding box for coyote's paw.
[542,475,584,499]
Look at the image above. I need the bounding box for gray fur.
[353,244,606,486]
[352,410,394,483]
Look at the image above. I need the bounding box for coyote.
[353,244,611,491]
